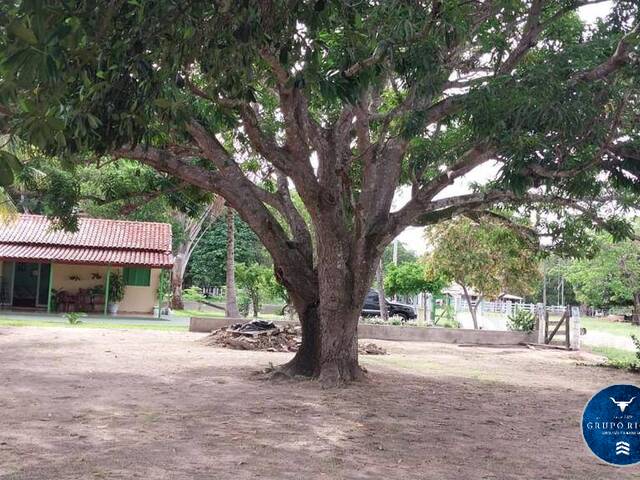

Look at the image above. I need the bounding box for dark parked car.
[361,290,417,321]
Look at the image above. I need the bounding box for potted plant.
[107,272,125,314]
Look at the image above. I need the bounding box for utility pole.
[376,260,388,321]
[392,239,398,266]
[542,261,547,307]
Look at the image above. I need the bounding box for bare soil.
[0,326,638,480]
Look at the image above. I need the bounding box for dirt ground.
[1,327,639,480]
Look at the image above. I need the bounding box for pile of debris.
[203,320,388,355]
[203,320,300,352]
[359,342,387,355]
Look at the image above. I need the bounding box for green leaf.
[8,21,38,45]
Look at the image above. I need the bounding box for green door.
[12,262,40,307]
[37,263,51,306]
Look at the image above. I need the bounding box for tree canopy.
[426,216,541,327]
[2,1,639,384]
[385,261,446,297]
[185,214,266,287]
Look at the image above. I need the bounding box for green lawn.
[589,345,638,369]
[174,309,285,321]
[0,318,188,332]
[581,317,640,337]
[172,309,225,318]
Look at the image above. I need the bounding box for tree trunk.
[170,254,185,310]
[633,292,640,326]
[376,259,388,321]
[461,284,479,329]
[225,209,241,318]
[278,236,374,386]
[252,292,259,318]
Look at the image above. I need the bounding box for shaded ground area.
[0,327,639,479]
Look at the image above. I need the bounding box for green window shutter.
[123,267,151,286]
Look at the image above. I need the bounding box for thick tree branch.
[497,0,545,74]
[388,144,495,233]
[112,145,316,284]
[572,22,640,83]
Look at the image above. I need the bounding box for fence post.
[536,303,546,344]
[422,293,431,325]
[570,306,581,350]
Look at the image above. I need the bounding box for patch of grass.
[173,309,285,321]
[589,345,639,370]
[0,318,188,332]
[172,309,225,318]
[581,317,640,337]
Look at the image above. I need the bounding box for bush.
[183,286,205,303]
[66,312,85,325]
[237,290,251,317]
[108,272,125,304]
[632,335,640,365]
[507,308,536,332]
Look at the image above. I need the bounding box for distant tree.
[531,255,577,306]
[236,262,273,317]
[170,197,225,310]
[382,242,418,269]
[385,261,446,297]
[427,217,541,329]
[185,214,265,287]
[566,233,640,323]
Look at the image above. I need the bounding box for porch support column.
[157,269,164,319]
[46,263,54,313]
[104,265,111,316]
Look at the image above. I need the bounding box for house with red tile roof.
[0,214,173,315]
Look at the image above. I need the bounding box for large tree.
[1,1,639,384]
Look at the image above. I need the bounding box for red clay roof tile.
[0,215,173,268]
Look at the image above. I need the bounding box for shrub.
[632,335,640,365]
[66,312,85,325]
[183,286,205,303]
[237,291,251,317]
[108,272,125,304]
[507,308,536,332]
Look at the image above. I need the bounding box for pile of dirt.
[203,321,300,352]
[203,320,387,355]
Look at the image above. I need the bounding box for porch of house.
[0,261,166,316]
[0,310,187,330]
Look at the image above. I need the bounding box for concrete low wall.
[358,324,536,344]
[189,317,247,332]
[190,316,536,345]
